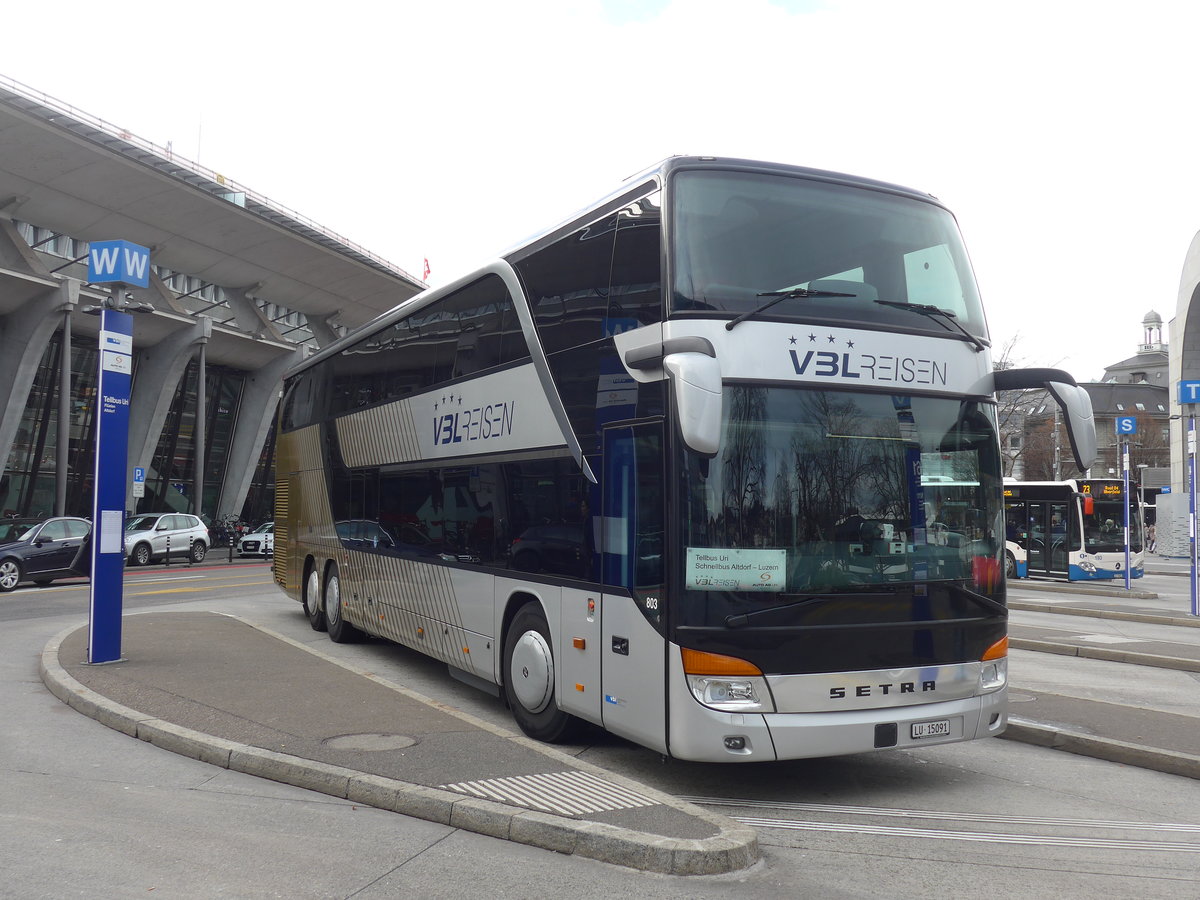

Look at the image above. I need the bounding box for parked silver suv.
[124,513,209,565]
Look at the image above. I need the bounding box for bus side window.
[513,214,618,355]
[609,195,663,329]
[445,274,527,378]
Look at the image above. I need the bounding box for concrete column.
[215,345,306,521]
[224,285,286,341]
[0,281,78,491]
[55,280,76,516]
[194,339,206,517]
[304,312,342,348]
[125,317,212,510]
[127,270,192,315]
[0,217,54,275]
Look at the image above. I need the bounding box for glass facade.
[1,331,98,518]
[140,360,246,522]
[242,416,278,527]
[1,327,279,525]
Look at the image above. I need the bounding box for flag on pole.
[423,258,430,282]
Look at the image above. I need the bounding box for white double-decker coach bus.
[273,157,1096,762]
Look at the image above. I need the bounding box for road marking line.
[126,581,274,596]
[733,817,1200,852]
[683,797,1200,832]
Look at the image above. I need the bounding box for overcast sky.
[4,0,1198,382]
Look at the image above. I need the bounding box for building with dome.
[1101,310,1168,386]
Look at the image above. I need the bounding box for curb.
[1000,720,1200,780]
[1011,580,1158,600]
[1009,637,1200,673]
[38,622,759,876]
[1009,600,1200,628]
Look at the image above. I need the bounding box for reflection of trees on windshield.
[789,392,884,542]
[684,387,1004,596]
[721,387,767,544]
[714,389,908,548]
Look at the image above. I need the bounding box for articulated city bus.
[273,157,1096,762]
[1003,479,1143,580]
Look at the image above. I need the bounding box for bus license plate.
[911,720,951,739]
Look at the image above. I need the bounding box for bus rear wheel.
[303,564,326,632]
[503,604,581,743]
[324,565,363,644]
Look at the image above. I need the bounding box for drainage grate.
[438,770,660,817]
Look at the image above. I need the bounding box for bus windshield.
[678,386,1003,626]
[1083,496,1144,554]
[670,169,987,340]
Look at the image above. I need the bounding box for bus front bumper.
[666,670,1007,763]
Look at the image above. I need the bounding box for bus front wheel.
[1005,551,1017,579]
[303,564,326,632]
[503,604,581,743]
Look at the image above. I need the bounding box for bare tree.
[993,334,1036,478]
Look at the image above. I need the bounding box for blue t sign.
[88,240,150,288]
[1115,416,1137,435]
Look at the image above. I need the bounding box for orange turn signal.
[681,647,762,676]
[982,636,1008,661]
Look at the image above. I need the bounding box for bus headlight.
[980,658,1008,692]
[681,647,775,713]
[686,675,773,711]
[980,636,1008,693]
[1079,561,1097,573]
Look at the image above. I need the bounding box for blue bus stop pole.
[1123,437,1130,591]
[1191,415,1199,616]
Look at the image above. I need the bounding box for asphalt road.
[3,561,1198,898]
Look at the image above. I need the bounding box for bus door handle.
[611,636,629,656]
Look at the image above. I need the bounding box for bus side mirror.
[989,367,1098,471]
[1044,380,1098,471]
[663,351,723,457]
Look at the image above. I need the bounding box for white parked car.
[125,513,209,565]
[238,522,274,558]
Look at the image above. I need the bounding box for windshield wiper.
[725,287,857,331]
[873,300,985,351]
[724,591,886,628]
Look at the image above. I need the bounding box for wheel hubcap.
[327,575,340,624]
[510,630,553,713]
[306,571,320,613]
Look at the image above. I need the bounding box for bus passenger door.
[599,423,668,754]
[1025,502,1048,575]
[1025,501,1069,577]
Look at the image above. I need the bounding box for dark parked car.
[0,516,91,592]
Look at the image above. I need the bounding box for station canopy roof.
[0,76,426,366]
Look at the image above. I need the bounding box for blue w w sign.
[88,240,150,288]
